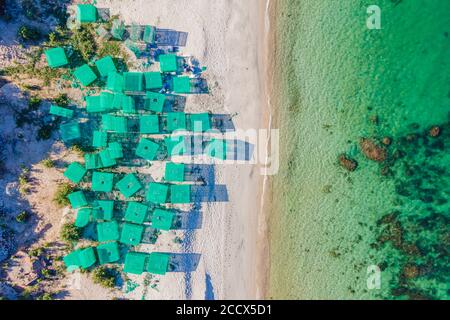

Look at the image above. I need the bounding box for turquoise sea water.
[269,0,450,299]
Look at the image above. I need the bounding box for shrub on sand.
[16,211,29,223]
[17,25,41,41]
[60,223,80,243]
[53,183,74,207]
[41,158,55,168]
[92,266,117,289]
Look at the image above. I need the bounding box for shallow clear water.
[269,0,450,299]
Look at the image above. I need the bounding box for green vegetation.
[4,47,64,86]
[92,266,118,289]
[41,158,55,168]
[28,246,44,258]
[44,25,97,63]
[17,25,41,41]
[5,16,131,89]
[18,177,28,194]
[70,142,95,156]
[36,67,62,87]
[28,96,41,110]
[69,144,85,156]
[53,182,74,207]
[97,41,129,72]
[98,41,122,58]
[18,168,30,196]
[4,61,63,87]
[94,16,131,69]
[37,124,54,141]
[69,25,97,64]
[41,268,52,278]
[16,211,29,223]
[20,285,38,300]
[22,83,41,91]
[7,23,100,81]
[53,262,66,278]
[47,32,58,47]
[60,223,81,243]
[37,292,54,300]
[53,93,70,107]
[46,26,66,47]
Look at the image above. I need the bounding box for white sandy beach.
[93,0,267,300]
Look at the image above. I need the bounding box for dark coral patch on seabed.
[373,121,450,299]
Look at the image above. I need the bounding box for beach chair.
[116,174,143,198]
[124,202,148,224]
